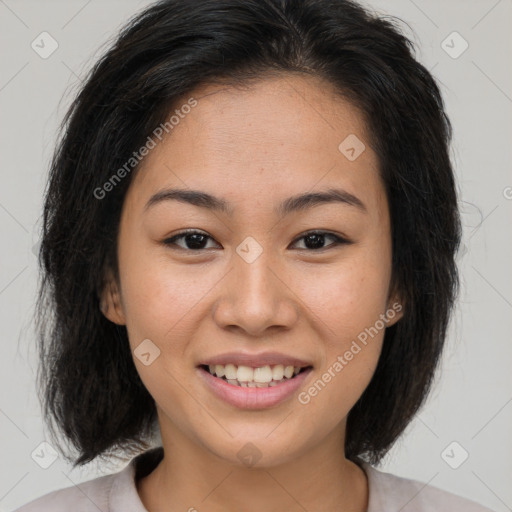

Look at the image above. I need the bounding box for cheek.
[296,270,388,424]
[294,251,391,404]
[117,256,214,399]
[295,254,391,337]
[120,258,213,341]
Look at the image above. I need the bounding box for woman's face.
[102,73,403,467]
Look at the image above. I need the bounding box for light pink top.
[13,447,495,511]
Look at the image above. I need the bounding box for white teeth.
[284,365,294,379]
[204,362,307,387]
[272,364,284,380]
[253,365,272,383]
[237,365,254,382]
[224,363,238,380]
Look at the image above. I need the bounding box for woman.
[16,0,495,510]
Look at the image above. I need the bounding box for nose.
[212,247,299,337]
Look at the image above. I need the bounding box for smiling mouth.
[198,364,313,388]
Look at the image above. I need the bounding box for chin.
[201,431,309,470]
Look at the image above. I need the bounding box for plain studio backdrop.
[0,0,511,511]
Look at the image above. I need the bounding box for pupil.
[305,234,324,249]
[186,234,207,249]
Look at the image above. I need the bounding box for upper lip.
[199,351,313,369]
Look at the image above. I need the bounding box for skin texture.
[101,73,403,512]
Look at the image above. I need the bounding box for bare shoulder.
[361,462,497,512]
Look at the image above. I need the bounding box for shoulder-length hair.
[36,0,461,467]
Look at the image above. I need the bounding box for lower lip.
[197,366,313,409]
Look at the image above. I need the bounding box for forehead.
[126,73,384,219]
[164,74,371,163]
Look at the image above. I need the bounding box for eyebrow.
[144,187,367,216]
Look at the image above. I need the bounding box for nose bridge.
[234,238,279,310]
[213,236,297,335]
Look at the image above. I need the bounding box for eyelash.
[162,229,351,252]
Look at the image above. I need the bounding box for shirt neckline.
[109,447,164,511]
[109,446,380,512]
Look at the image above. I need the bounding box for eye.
[163,229,351,252]
[290,230,351,251]
[163,229,220,251]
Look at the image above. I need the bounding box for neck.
[136,421,368,512]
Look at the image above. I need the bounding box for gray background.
[1,0,511,511]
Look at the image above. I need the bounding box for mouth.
[198,363,313,389]
[197,359,314,409]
